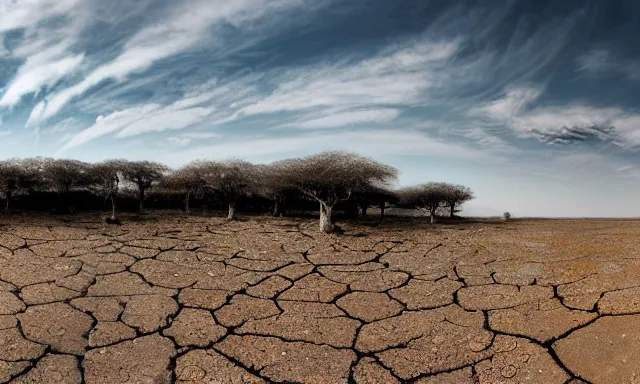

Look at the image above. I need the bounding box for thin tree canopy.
[398,182,451,223]
[122,160,170,211]
[274,151,398,232]
[199,159,259,220]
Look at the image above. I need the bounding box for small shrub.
[503,212,511,221]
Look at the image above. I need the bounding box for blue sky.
[2,0,640,217]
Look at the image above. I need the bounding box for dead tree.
[256,163,299,217]
[397,182,450,223]
[0,158,41,211]
[275,151,398,233]
[161,162,208,215]
[442,184,474,218]
[88,160,126,222]
[200,159,258,220]
[352,184,398,220]
[121,161,169,212]
[42,158,91,213]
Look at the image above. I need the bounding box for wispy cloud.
[283,108,401,129]
[158,129,500,166]
[25,0,322,127]
[577,49,640,80]
[473,86,640,148]
[0,0,88,109]
[235,41,459,119]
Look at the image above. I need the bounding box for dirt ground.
[0,214,638,384]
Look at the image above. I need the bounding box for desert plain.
[0,214,638,383]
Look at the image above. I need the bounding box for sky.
[2,0,640,217]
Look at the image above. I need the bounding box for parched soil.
[0,214,639,383]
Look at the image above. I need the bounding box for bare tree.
[161,162,208,215]
[200,160,258,220]
[88,160,126,222]
[397,182,450,223]
[42,159,92,213]
[275,151,398,233]
[121,161,170,212]
[441,184,474,218]
[353,184,398,220]
[0,158,41,211]
[256,163,298,217]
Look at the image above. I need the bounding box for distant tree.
[441,184,474,218]
[42,158,92,213]
[275,151,398,233]
[257,163,299,217]
[121,161,170,212]
[0,158,41,211]
[161,162,208,215]
[397,182,450,223]
[352,184,399,220]
[200,159,258,220]
[88,160,126,222]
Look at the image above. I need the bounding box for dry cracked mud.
[0,215,639,383]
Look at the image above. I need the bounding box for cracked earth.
[0,215,638,383]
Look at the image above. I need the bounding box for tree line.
[0,151,474,233]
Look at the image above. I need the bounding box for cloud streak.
[25,0,320,127]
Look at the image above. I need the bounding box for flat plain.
[0,214,638,383]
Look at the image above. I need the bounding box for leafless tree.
[88,160,126,221]
[353,184,398,220]
[121,161,170,212]
[274,151,398,233]
[0,158,41,211]
[161,162,208,215]
[199,159,258,220]
[41,158,92,213]
[441,183,474,218]
[397,182,450,223]
[256,163,298,217]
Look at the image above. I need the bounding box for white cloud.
[180,132,220,139]
[26,0,316,126]
[235,41,458,118]
[0,0,89,109]
[577,49,640,80]
[57,93,219,153]
[159,129,496,166]
[615,165,634,173]
[0,130,11,137]
[287,108,401,129]
[576,49,611,73]
[473,86,640,147]
[472,87,541,121]
[0,0,83,33]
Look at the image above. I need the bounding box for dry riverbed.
[0,214,638,383]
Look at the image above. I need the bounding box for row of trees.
[0,152,474,233]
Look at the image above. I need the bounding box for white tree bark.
[184,191,191,215]
[319,202,333,233]
[110,194,116,220]
[227,202,236,220]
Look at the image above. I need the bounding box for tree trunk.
[110,194,116,220]
[138,189,145,212]
[227,202,236,220]
[184,191,191,215]
[360,204,368,218]
[450,203,455,218]
[430,206,437,223]
[319,203,334,233]
[5,190,11,211]
[273,199,281,217]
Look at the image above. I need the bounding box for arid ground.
[0,215,638,383]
